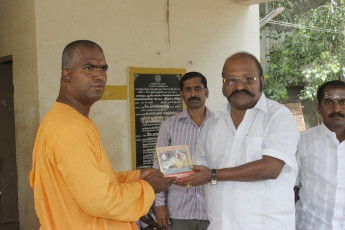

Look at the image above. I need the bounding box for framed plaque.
[156,145,195,179]
[129,67,186,169]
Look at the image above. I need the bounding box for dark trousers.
[169,218,209,230]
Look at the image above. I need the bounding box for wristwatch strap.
[211,169,217,185]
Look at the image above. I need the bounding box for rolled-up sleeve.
[261,107,300,169]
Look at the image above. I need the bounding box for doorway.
[0,59,20,230]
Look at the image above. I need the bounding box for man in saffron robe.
[30,40,175,230]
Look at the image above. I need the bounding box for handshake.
[140,168,176,193]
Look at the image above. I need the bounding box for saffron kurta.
[30,102,155,230]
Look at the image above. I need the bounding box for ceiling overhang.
[234,0,274,5]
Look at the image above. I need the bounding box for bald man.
[178,52,299,230]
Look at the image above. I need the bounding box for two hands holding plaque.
[156,145,212,187]
[156,145,196,179]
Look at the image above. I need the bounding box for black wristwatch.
[211,169,217,185]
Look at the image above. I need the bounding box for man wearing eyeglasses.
[178,52,299,230]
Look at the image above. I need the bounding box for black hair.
[180,71,207,90]
[61,40,103,69]
[317,80,345,104]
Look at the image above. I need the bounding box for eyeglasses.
[223,75,260,86]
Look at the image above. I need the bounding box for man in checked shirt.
[153,72,213,230]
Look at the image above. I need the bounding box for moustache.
[227,89,255,101]
[329,112,345,118]
[188,96,201,102]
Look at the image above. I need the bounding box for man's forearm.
[217,155,285,182]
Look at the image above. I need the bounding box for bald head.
[222,52,263,78]
[61,40,103,70]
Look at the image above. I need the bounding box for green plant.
[262,0,345,101]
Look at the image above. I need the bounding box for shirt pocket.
[243,136,264,162]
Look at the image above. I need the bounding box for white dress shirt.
[296,123,345,230]
[193,94,299,230]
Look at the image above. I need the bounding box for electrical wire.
[262,19,343,35]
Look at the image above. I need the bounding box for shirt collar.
[177,107,212,121]
[319,122,337,139]
[254,93,268,114]
[215,93,267,118]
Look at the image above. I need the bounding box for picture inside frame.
[156,145,195,179]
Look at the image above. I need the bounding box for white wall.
[0,0,260,228]
[0,1,260,228]
[35,0,260,172]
